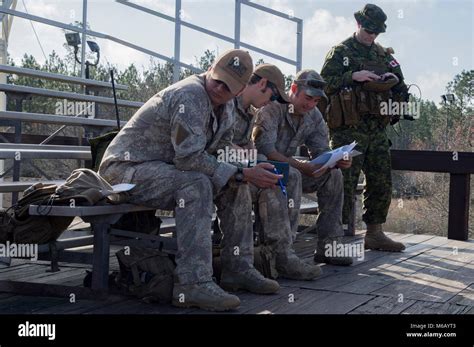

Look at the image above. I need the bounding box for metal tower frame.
[0,0,303,82]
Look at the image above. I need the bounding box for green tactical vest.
[325,39,395,129]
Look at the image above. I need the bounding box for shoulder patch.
[389,59,400,68]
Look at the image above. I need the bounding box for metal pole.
[0,0,16,209]
[80,0,87,79]
[234,0,241,49]
[0,2,6,209]
[296,20,303,72]
[445,101,448,150]
[173,0,181,82]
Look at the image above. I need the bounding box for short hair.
[249,73,277,90]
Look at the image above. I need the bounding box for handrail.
[0,83,143,108]
[0,110,127,127]
[0,64,129,90]
[391,150,473,241]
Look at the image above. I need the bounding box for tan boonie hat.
[210,49,253,94]
[56,168,130,205]
[254,64,290,103]
[294,69,328,101]
[363,77,398,92]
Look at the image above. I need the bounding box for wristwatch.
[234,167,244,183]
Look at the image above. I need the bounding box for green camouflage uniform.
[320,34,408,225]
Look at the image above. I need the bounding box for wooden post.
[448,174,470,240]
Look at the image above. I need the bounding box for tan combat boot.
[220,267,280,294]
[313,237,354,266]
[172,281,240,312]
[276,252,322,280]
[364,224,405,252]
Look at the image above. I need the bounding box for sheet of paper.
[310,141,358,173]
[111,183,136,192]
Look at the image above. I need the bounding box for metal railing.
[1,0,303,83]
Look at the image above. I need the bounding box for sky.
[5,0,474,103]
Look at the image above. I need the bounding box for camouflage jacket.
[99,73,237,190]
[253,101,330,159]
[320,34,408,97]
[232,95,256,147]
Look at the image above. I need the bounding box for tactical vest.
[325,42,394,129]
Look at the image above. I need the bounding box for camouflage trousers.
[249,184,292,256]
[329,116,392,225]
[100,161,254,285]
[286,166,345,240]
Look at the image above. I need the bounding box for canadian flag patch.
[389,59,399,68]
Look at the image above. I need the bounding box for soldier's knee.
[288,167,302,190]
[328,168,344,192]
[289,166,302,182]
[176,172,213,204]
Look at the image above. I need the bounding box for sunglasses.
[268,83,280,102]
[296,79,326,90]
[363,28,379,36]
[215,79,231,93]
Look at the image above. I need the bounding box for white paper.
[310,141,360,174]
[111,183,136,192]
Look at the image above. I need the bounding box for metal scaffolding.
[0,0,303,82]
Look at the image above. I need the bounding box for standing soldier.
[320,3,408,252]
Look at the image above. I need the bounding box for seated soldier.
[99,49,281,312]
[230,63,321,280]
[253,69,354,266]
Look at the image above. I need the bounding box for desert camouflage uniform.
[253,101,344,240]
[99,74,254,285]
[233,96,292,256]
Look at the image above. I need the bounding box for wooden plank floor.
[0,231,473,314]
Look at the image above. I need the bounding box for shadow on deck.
[0,231,473,314]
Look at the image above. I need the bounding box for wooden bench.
[0,203,177,298]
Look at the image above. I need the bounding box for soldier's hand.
[380,72,399,83]
[243,162,282,189]
[352,70,381,82]
[336,158,352,169]
[296,161,327,178]
[311,166,328,178]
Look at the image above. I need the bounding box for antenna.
[110,69,121,130]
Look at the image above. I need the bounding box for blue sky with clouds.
[6,0,473,103]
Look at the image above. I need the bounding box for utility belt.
[325,86,392,129]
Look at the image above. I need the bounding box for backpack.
[0,183,74,245]
[114,246,176,303]
[0,168,127,245]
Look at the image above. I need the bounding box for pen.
[273,167,287,197]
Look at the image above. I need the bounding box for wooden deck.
[0,231,473,314]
